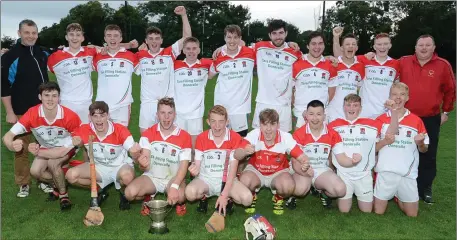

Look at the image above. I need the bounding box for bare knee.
[185,185,200,201]
[65,169,78,184]
[30,165,43,179]
[334,182,346,197]
[124,185,138,201]
[119,171,135,186]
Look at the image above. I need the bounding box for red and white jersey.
[211,46,255,115]
[93,48,139,110]
[72,121,134,167]
[359,55,401,119]
[195,128,243,179]
[328,117,382,179]
[173,58,212,119]
[327,56,365,122]
[10,104,81,149]
[48,47,97,103]
[292,54,337,116]
[293,124,344,170]
[254,41,302,106]
[375,110,429,179]
[135,42,180,103]
[241,128,303,176]
[139,124,192,180]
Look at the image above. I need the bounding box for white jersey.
[48,47,96,104]
[211,46,255,115]
[93,48,138,111]
[173,58,212,119]
[254,41,302,106]
[135,42,180,103]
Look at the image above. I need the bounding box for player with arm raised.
[2,82,81,211]
[124,97,190,216]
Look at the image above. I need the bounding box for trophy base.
[149,226,169,234]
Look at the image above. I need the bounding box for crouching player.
[289,100,361,209]
[64,101,140,210]
[234,109,310,215]
[374,83,428,217]
[124,97,190,216]
[185,105,253,216]
[2,82,81,210]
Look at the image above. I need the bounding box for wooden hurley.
[83,135,104,226]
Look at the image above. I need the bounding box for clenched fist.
[352,153,362,165]
[129,143,142,159]
[129,39,139,49]
[244,144,255,155]
[384,133,395,145]
[384,99,395,110]
[138,154,150,169]
[174,6,186,15]
[12,139,23,152]
[72,136,82,147]
[333,26,344,37]
[138,43,147,51]
[188,163,200,177]
[301,161,310,172]
[28,143,40,156]
[414,133,425,145]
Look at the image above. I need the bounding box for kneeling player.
[2,82,81,210]
[124,97,190,216]
[290,100,361,209]
[64,101,140,210]
[234,109,309,215]
[374,83,428,217]
[185,105,253,216]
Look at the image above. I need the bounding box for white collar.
[39,104,63,125]
[63,47,84,57]
[90,120,114,141]
[107,47,126,57]
[221,45,241,58]
[305,123,328,142]
[208,128,230,148]
[345,117,361,125]
[387,109,410,122]
[148,48,164,57]
[156,124,180,141]
[270,41,289,50]
[338,55,359,68]
[374,55,392,65]
[303,54,325,66]
[183,58,201,67]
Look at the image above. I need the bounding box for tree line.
[2,1,455,67]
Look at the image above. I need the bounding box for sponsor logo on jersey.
[58,130,63,135]
[360,128,366,134]
[406,131,411,137]
[285,56,289,61]
[242,61,247,67]
[83,58,87,64]
[120,62,125,67]
[323,148,329,154]
[322,73,326,79]
[198,70,201,76]
[73,59,78,65]
[389,70,393,76]
[159,59,164,64]
[110,148,115,155]
[171,149,176,156]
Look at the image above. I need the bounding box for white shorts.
[312,167,333,186]
[252,102,292,132]
[143,172,171,196]
[110,105,131,127]
[374,172,419,203]
[176,115,203,136]
[243,164,289,189]
[60,100,91,124]
[199,176,223,197]
[139,102,158,129]
[96,162,133,190]
[339,172,373,202]
[228,114,249,132]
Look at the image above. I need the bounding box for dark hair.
[39,82,60,95]
[307,100,325,110]
[146,27,162,37]
[183,37,200,47]
[268,19,287,34]
[340,33,358,45]
[224,25,242,37]
[307,31,325,45]
[104,24,122,35]
[157,97,175,111]
[259,109,279,125]
[89,101,109,115]
[416,34,435,46]
[66,23,84,33]
[19,19,37,31]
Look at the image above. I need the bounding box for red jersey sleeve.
[194,133,205,152]
[330,130,343,147]
[116,124,133,143]
[181,132,193,149]
[47,52,57,73]
[65,112,82,134]
[329,63,338,80]
[18,108,34,132]
[356,54,368,65]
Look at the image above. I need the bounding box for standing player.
[374,83,429,217]
[290,100,361,209]
[173,37,212,145]
[292,31,337,129]
[327,34,365,122]
[135,6,191,133]
[2,82,81,210]
[209,25,255,137]
[124,97,191,216]
[63,101,140,210]
[234,109,310,215]
[93,25,138,127]
[185,105,253,215]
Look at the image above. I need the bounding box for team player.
[135,6,191,133]
[124,97,191,216]
[290,100,362,209]
[333,27,400,119]
[209,25,255,137]
[93,24,138,127]
[234,109,310,215]
[374,83,429,217]
[173,37,212,144]
[327,33,365,122]
[185,105,253,215]
[58,101,140,210]
[2,82,81,210]
[292,31,337,129]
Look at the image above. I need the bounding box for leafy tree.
[1,35,16,49]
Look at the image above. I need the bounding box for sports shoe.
[245,193,257,214]
[47,190,59,201]
[38,182,54,193]
[141,195,153,216]
[320,191,332,208]
[225,198,235,215]
[97,188,109,207]
[17,185,30,198]
[60,197,72,211]
[197,196,208,213]
[310,186,319,196]
[285,197,297,210]
[119,192,130,210]
[176,203,187,216]
[272,194,285,215]
[423,187,435,204]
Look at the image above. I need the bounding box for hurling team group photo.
[1,3,455,239]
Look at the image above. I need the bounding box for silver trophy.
[144,200,172,234]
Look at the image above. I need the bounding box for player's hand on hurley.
[365,52,375,60]
[288,42,300,52]
[174,6,186,15]
[28,143,40,156]
[212,47,222,60]
[352,153,362,165]
[167,187,179,205]
[215,195,229,216]
[72,136,82,147]
[5,112,18,124]
[383,133,395,145]
[129,143,141,159]
[414,133,426,145]
[138,154,149,169]
[11,139,23,152]
[244,144,255,155]
[333,26,344,37]
[138,43,147,51]
[188,163,200,176]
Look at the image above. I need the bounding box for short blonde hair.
[208,105,228,120]
[390,82,409,95]
[344,93,361,104]
[157,97,175,111]
[259,109,279,124]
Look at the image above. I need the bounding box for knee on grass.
[184,185,204,201]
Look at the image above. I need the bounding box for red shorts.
[61,148,84,175]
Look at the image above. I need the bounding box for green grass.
[1,73,456,239]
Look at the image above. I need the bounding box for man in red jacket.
[399,34,456,204]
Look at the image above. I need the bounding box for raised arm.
[175,6,191,51]
[332,26,343,57]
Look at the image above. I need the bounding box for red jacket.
[399,53,456,117]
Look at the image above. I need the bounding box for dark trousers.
[417,114,441,196]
